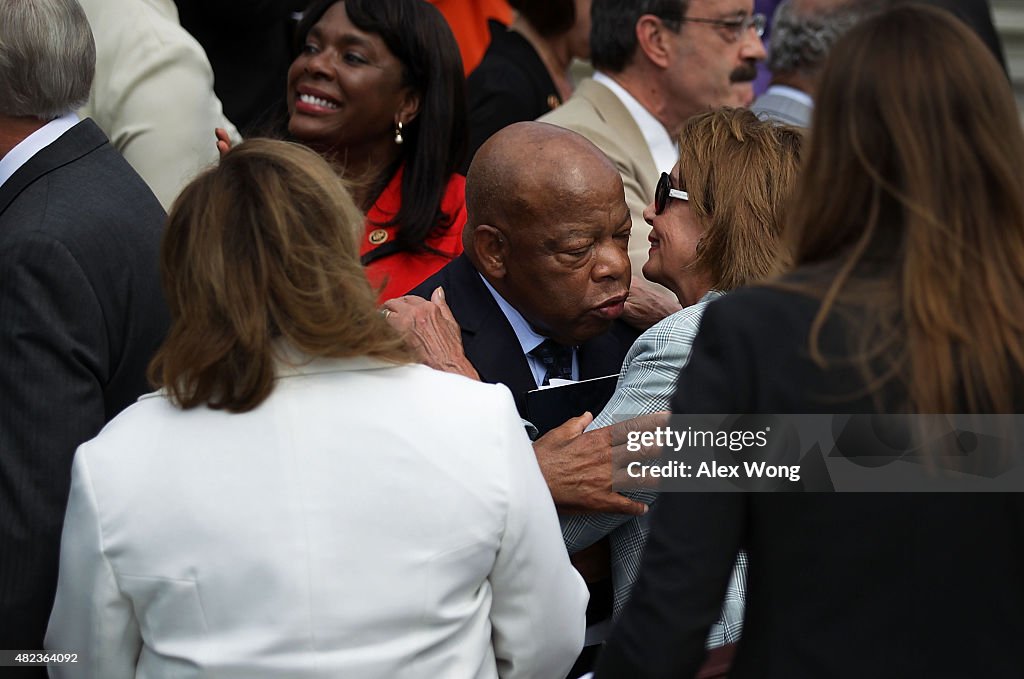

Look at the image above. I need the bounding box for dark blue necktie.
[529,339,574,386]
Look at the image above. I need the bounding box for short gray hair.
[767,0,880,76]
[0,0,96,119]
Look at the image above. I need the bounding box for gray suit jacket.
[539,77,659,283]
[0,118,168,656]
[561,291,746,647]
[751,86,813,128]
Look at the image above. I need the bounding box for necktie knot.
[529,339,574,386]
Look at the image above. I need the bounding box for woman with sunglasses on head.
[590,108,803,432]
[558,107,802,642]
[596,6,1024,678]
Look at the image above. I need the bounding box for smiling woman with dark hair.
[287,0,468,301]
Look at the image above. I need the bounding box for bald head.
[462,122,632,346]
[464,122,624,255]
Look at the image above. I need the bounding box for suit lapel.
[419,255,640,416]
[442,256,537,414]
[0,119,107,217]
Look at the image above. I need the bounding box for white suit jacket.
[46,357,587,679]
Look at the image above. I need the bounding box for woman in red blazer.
[287,0,468,301]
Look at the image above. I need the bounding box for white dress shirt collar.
[593,71,678,173]
[479,274,579,386]
[0,112,79,190]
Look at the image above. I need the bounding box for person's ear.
[473,225,509,279]
[396,88,422,127]
[636,14,675,69]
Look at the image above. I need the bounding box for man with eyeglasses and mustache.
[540,0,766,316]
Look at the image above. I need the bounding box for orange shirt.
[429,0,512,75]
[361,167,467,303]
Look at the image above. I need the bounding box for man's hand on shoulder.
[533,411,667,515]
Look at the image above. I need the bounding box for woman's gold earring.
[394,121,404,145]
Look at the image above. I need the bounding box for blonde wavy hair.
[681,108,804,291]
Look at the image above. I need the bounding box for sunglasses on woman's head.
[655,171,689,215]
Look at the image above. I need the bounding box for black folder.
[523,374,619,436]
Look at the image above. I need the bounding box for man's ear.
[396,88,422,127]
[636,14,675,69]
[472,225,509,279]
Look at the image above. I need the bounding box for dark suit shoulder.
[0,120,164,245]
[688,286,807,351]
[704,283,872,360]
[406,253,475,299]
[677,283,906,414]
[467,22,556,115]
[0,118,168,417]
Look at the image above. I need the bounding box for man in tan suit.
[541,0,766,286]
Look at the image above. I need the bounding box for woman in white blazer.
[45,139,587,679]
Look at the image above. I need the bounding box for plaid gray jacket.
[560,290,747,647]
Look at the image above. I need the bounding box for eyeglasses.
[677,12,766,42]
[655,172,689,215]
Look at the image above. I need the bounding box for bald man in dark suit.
[408,122,639,422]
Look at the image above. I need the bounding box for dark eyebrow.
[308,25,374,50]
